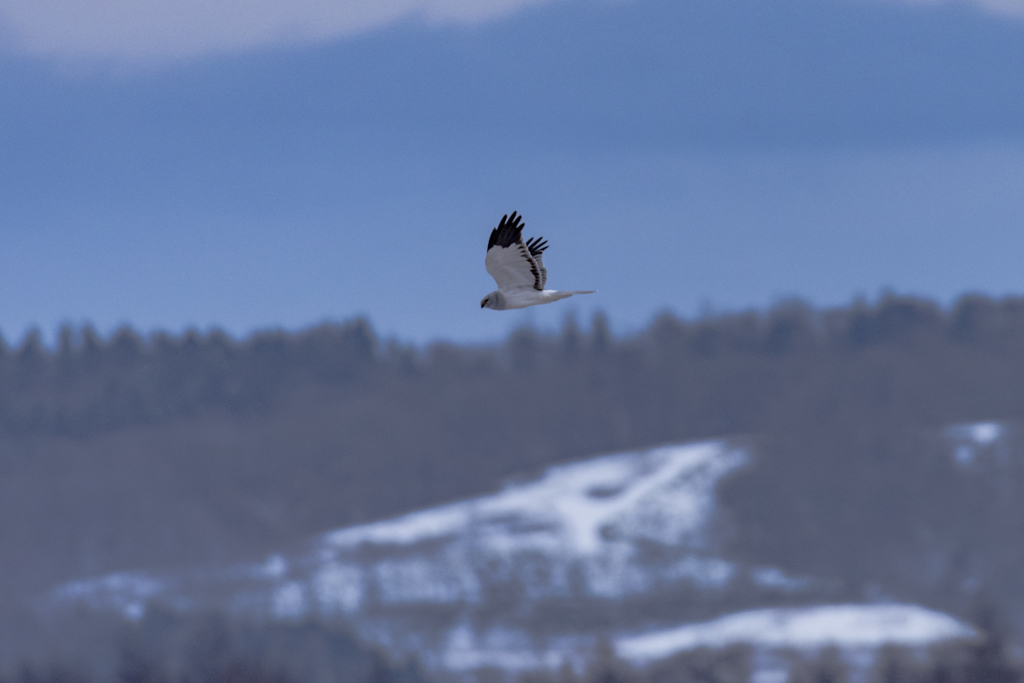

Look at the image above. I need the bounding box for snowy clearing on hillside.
[616,604,976,662]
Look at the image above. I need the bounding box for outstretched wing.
[486,212,544,291]
[525,236,548,289]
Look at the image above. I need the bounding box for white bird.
[481,212,595,310]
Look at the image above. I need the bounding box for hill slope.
[5,295,1024,664]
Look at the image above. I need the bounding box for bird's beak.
[480,300,487,308]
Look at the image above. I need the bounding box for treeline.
[4,293,1024,439]
[0,319,378,436]
[8,611,1021,683]
[8,608,426,683]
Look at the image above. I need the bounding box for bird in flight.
[481,212,595,310]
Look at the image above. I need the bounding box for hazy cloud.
[0,0,557,64]
[7,0,1020,67]
[922,0,1024,16]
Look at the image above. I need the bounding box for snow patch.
[313,563,364,612]
[272,581,307,618]
[946,421,1005,466]
[968,422,1003,445]
[325,505,469,548]
[257,554,288,579]
[616,604,976,662]
[323,442,742,559]
[750,567,813,592]
[53,572,164,621]
[311,442,748,608]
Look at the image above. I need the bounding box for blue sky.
[1,0,1023,344]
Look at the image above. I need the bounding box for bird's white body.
[481,287,588,310]
[480,212,595,310]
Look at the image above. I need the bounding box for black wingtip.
[487,211,526,250]
[525,236,548,257]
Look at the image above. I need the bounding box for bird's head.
[481,291,502,310]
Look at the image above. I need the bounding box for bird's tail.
[545,290,596,304]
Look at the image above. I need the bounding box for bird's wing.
[525,236,548,289]
[486,212,544,291]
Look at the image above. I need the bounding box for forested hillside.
[5,294,1024,662]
